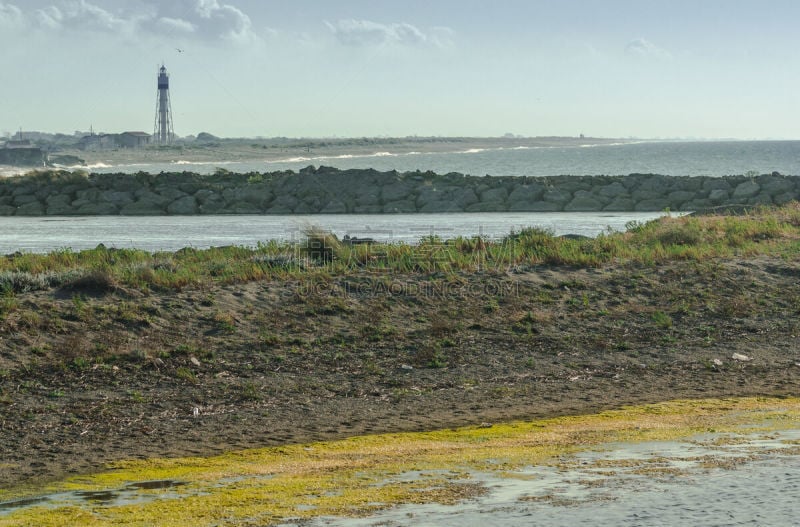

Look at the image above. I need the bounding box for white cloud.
[35,6,63,29]
[55,0,132,32]
[625,38,672,61]
[326,19,454,49]
[0,2,24,28]
[429,26,456,49]
[18,0,257,44]
[183,0,254,43]
[157,16,196,34]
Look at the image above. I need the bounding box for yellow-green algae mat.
[2,396,799,526]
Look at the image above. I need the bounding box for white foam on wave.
[171,160,236,166]
[579,140,650,148]
[43,162,112,170]
[267,151,401,165]
[0,166,30,178]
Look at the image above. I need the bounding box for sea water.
[83,140,800,177]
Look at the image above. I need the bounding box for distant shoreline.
[56,136,631,168]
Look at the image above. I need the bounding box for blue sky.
[1,0,798,139]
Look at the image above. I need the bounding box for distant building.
[78,134,114,151]
[4,139,34,149]
[119,131,152,148]
[77,131,152,150]
[0,140,46,166]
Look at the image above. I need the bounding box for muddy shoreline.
[1,255,799,489]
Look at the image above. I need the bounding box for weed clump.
[61,269,119,295]
[302,227,343,264]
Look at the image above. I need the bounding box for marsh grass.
[1,203,798,292]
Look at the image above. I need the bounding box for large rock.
[155,187,188,201]
[667,190,698,207]
[381,181,415,203]
[110,177,142,192]
[418,199,462,213]
[542,188,572,205]
[199,197,227,214]
[133,190,171,208]
[564,190,608,212]
[603,197,636,211]
[760,177,795,196]
[15,201,44,215]
[46,194,74,215]
[451,188,479,208]
[77,202,119,215]
[507,184,544,203]
[222,186,269,206]
[226,201,262,214]
[597,182,629,199]
[703,178,731,192]
[708,189,730,203]
[634,198,671,211]
[75,188,101,201]
[100,190,134,205]
[465,201,507,212]
[634,174,673,193]
[352,204,383,213]
[680,198,712,211]
[732,180,761,200]
[12,194,40,206]
[264,203,295,214]
[320,200,347,214]
[383,200,417,213]
[746,194,772,206]
[167,196,198,215]
[772,192,797,205]
[631,189,666,202]
[269,195,299,211]
[510,200,561,212]
[120,200,166,215]
[480,187,508,203]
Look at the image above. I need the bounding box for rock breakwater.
[1,167,798,216]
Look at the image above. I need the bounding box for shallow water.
[1,409,798,525]
[0,480,186,515]
[0,211,673,253]
[306,429,800,527]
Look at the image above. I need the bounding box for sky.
[1,0,799,139]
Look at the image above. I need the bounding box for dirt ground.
[1,256,799,489]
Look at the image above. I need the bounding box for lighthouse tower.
[153,64,174,144]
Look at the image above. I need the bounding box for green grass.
[1,203,799,292]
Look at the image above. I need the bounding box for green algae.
[2,396,799,526]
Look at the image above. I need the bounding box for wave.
[266,151,401,165]
[171,160,237,166]
[578,140,653,148]
[459,148,487,154]
[0,167,30,178]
